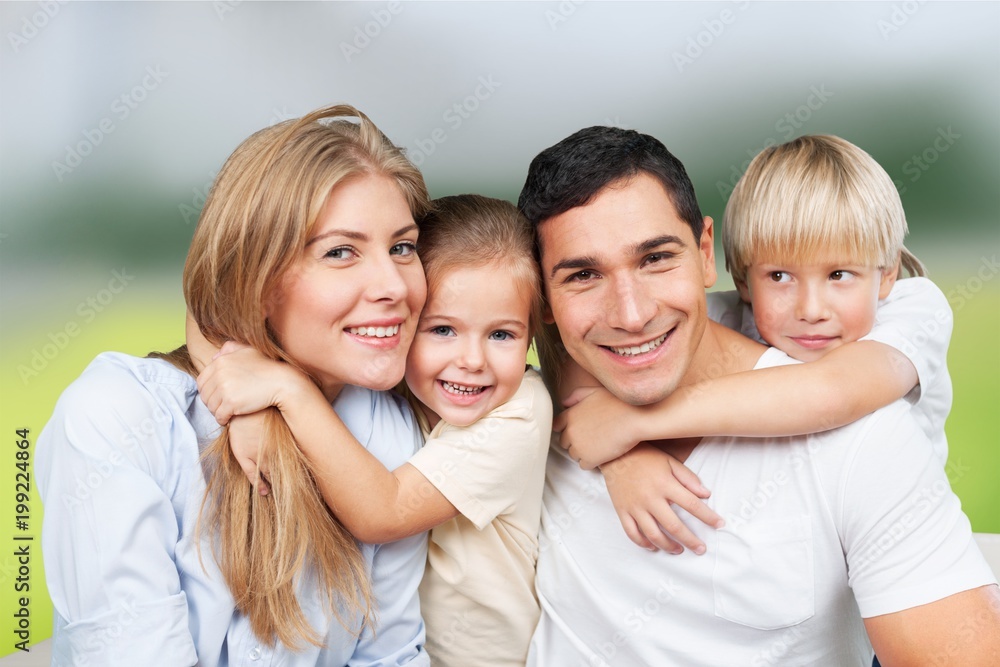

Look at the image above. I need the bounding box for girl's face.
[405,262,532,429]
[267,174,426,400]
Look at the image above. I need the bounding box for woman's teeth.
[349,325,400,338]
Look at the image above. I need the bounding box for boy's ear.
[735,278,751,303]
[700,216,717,288]
[878,262,899,299]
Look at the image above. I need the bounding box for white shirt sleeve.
[36,359,199,666]
[835,403,995,617]
[863,277,952,407]
[408,371,553,530]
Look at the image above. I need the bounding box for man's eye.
[568,270,594,283]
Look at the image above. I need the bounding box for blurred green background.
[2,1,998,658]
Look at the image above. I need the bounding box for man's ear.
[700,216,717,288]
[879,257,900,300]
[735,278,751,303]
[542,301,555,325]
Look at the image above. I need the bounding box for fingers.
[674,491,726,529]
[562,386,599,409]
[617,512,657,551]
[216,339,251,359]
[553,410,567,433]
[669,458,711,498]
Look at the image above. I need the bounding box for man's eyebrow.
[632,235,686,255]
[550,255,600,279]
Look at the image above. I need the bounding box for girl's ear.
[879,257,901,299]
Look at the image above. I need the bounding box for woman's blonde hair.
[151,104,429,650]
[723,134,925,287]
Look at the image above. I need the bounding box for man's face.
[539,173,716,406]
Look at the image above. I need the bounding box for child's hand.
[555,386,644,469]
[229,411,271,495]
[600,444,724,554]
[197,342,310,425]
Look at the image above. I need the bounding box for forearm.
[275,385,419,542]
[643,341,916,439]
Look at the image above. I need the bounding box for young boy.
[554,135,952,553]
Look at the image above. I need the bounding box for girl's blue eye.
[430,326,454,337]
[391,241,416,257]
[489,330,514,341]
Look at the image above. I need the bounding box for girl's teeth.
[350,325,399,338]
[611,332,668,357]
[442,381,486,395]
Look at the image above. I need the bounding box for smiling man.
[518,126,999,666]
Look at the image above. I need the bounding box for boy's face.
[404,262,532,429]
[738,252,897,362]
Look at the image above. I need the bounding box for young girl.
[197,195,553,667]
[554,134,953,553]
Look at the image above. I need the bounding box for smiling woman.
[33,105,432,666]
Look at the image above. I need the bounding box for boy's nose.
[795,284,830,323]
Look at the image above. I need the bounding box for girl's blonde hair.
[723,134,925,287]
[151,104,429,649]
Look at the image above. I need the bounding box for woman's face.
[266,174,426,400]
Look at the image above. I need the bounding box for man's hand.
[600,444,724,554]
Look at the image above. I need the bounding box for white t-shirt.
[408,368,553,667]
[528,349,994,666]
[706,277,952,463]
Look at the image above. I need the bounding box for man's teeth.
[442,381,486,395]
[349,325,400,338]
[610,332,668,357]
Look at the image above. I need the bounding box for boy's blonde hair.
[723,135,924,287]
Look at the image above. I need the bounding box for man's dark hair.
[517,126,704,252]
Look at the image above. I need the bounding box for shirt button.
[248,647,262,660]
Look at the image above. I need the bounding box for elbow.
[344,515,411,545]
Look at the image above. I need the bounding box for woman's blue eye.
[325,247,354,260]
[391,241,416,257]
[489,330,514,341]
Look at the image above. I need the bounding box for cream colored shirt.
[408,369,552,667]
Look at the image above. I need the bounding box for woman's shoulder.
[333,385,422,468]
[40,352,200,459]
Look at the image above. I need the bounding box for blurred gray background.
[1,1,998,655]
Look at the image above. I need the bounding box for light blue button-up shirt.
[37,352,429,667]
